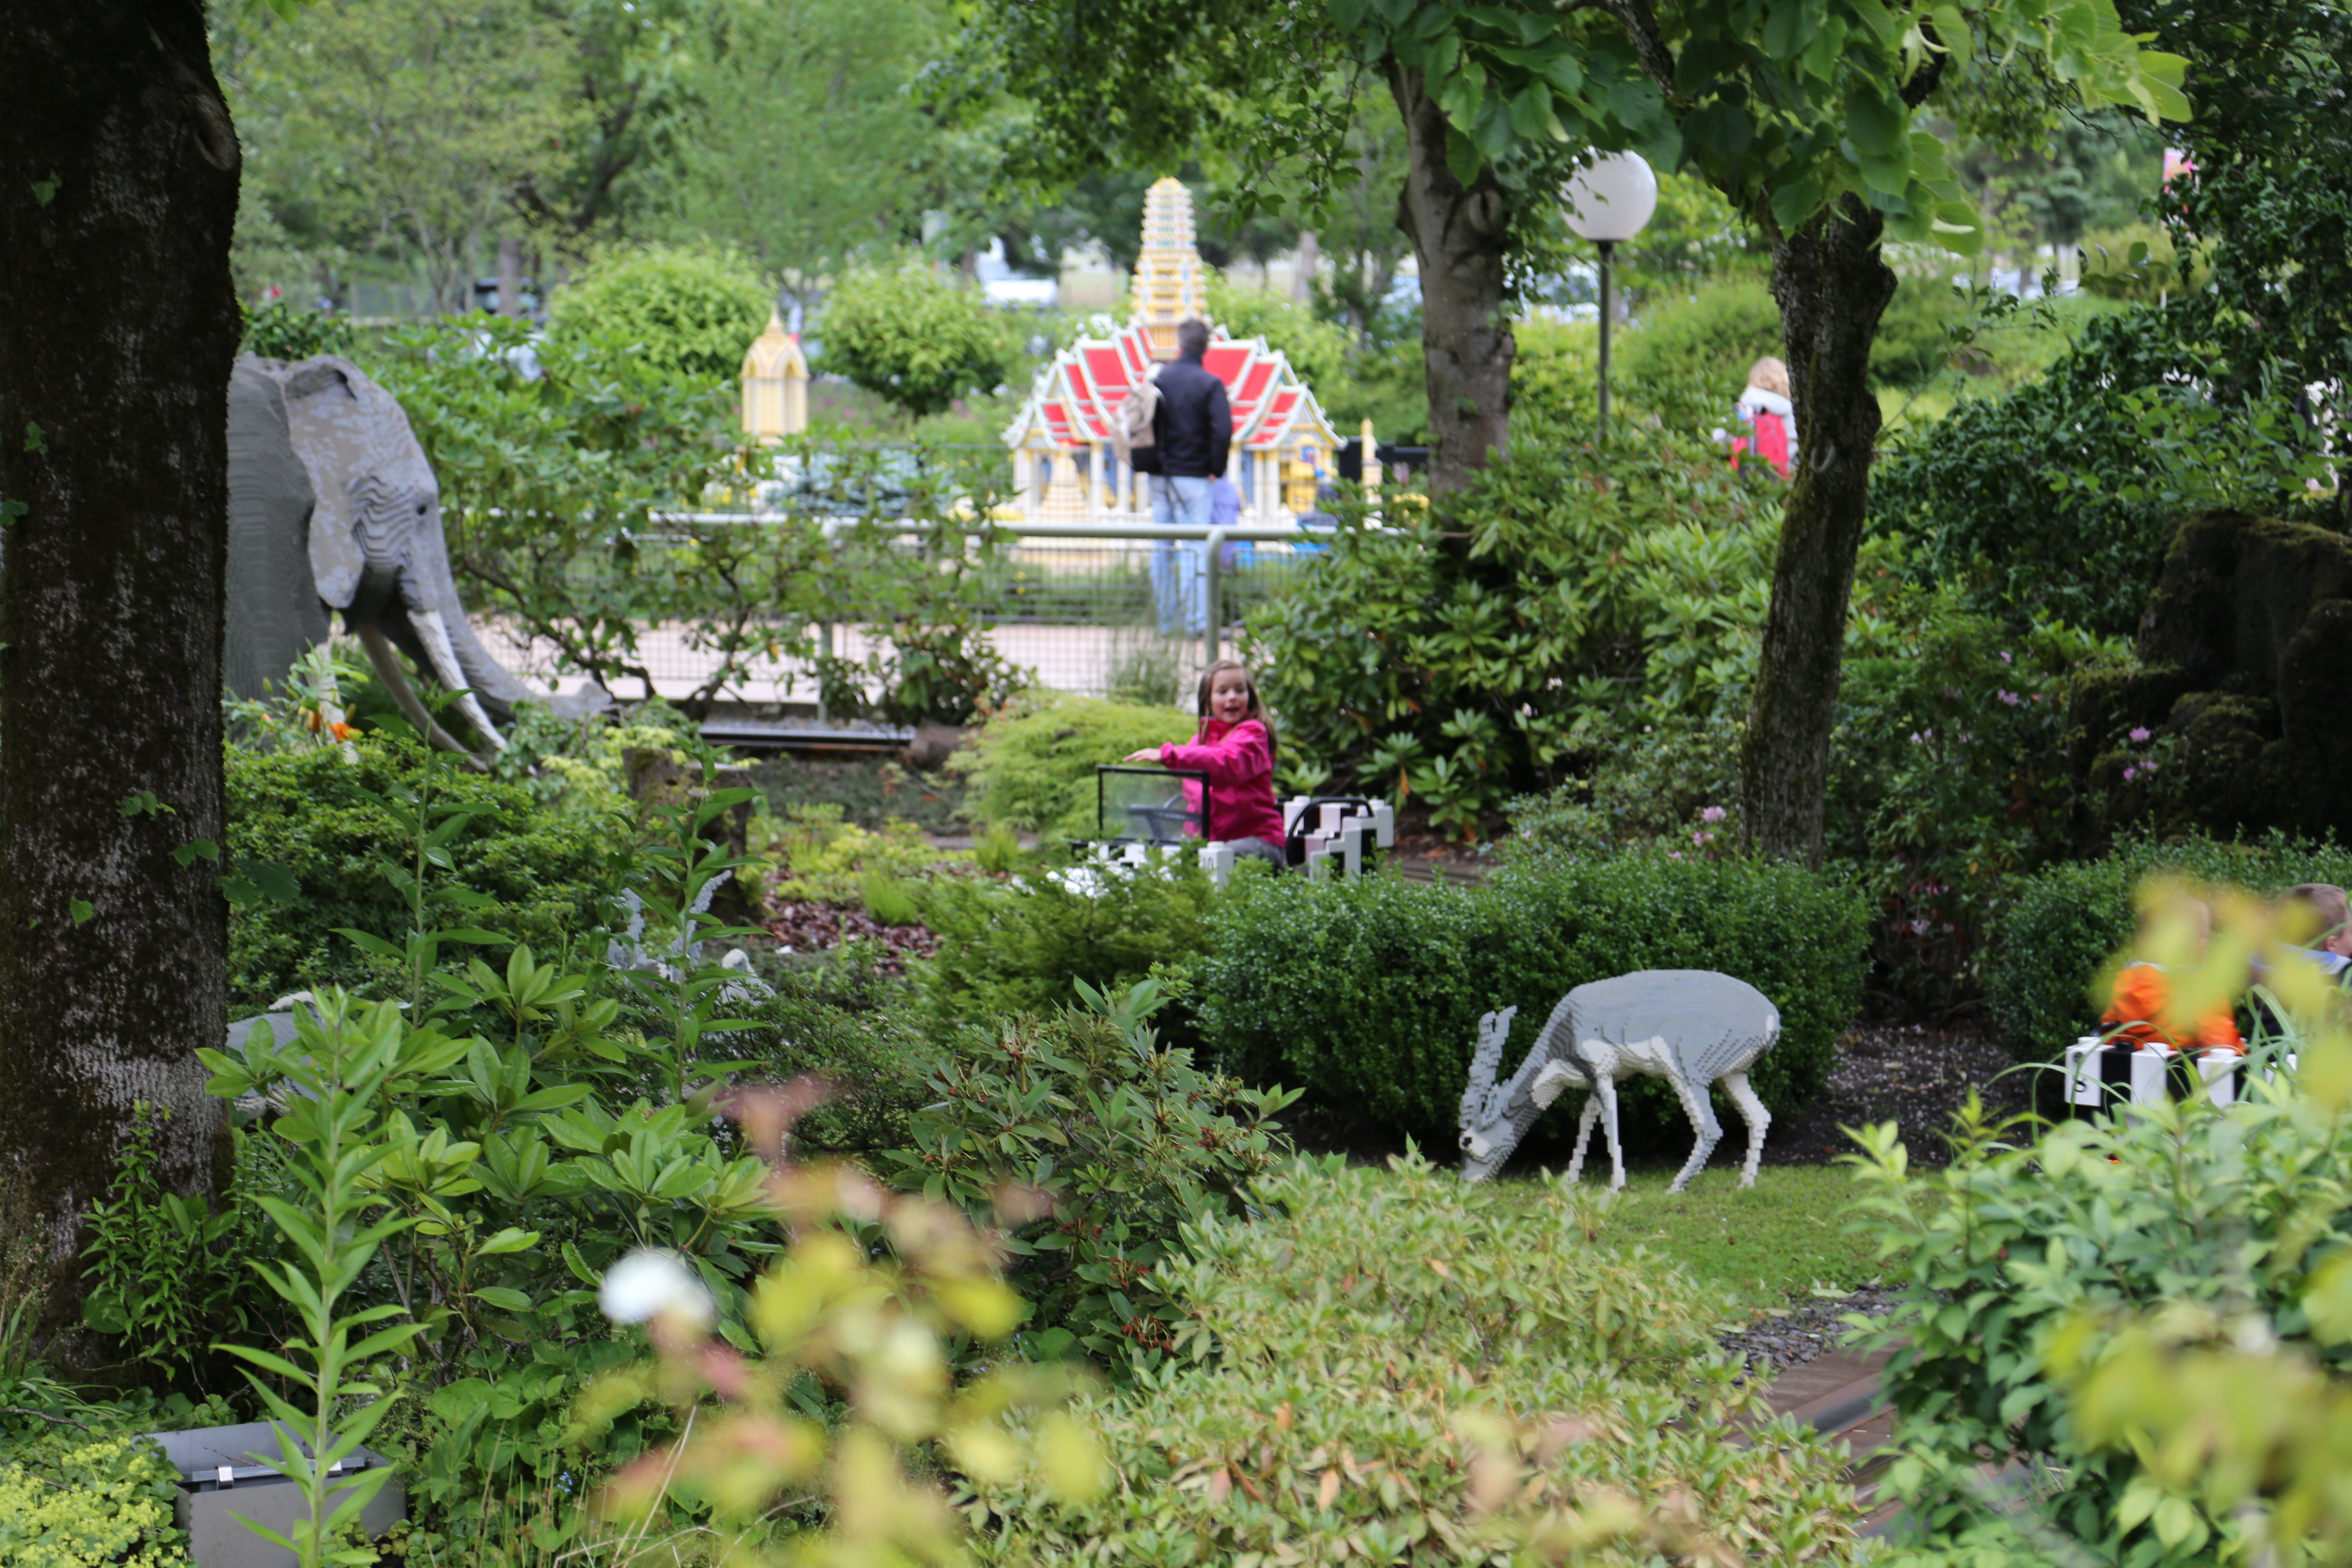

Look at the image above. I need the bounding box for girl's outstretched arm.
[1158,721,1271,785]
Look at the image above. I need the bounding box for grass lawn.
[1478,1165,1892,1319]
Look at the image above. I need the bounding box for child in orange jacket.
[2101,895,2244,1055]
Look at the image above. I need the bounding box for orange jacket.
[2101,962,2244,1054]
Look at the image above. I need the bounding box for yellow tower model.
[739,308,810,441]
[1130,178,1211,360]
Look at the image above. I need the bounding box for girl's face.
[1208,668,1253,725]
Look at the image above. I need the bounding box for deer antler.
[1461,1005,1517,1131]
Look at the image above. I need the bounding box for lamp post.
[1564,153,1658,444]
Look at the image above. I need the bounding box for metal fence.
[473,519,1341,712]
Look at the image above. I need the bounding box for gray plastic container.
[143,1423,405,1568]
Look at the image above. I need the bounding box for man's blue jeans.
[1149,474,1213,636]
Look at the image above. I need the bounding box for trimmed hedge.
[1193,849,1866,1142]
[1985,833,2352,1059]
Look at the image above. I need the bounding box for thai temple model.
[1003,178,1344,525]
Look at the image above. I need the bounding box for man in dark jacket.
[1147,318,1231,635]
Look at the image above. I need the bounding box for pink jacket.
[1160,718,1286,845]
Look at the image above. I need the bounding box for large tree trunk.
[1740,195,1899,863]
[0,0,241,1351]
[1388,65,1514,497]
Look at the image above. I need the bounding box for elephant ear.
[225,355,328,704]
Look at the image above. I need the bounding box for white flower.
[599,1248,715,1327]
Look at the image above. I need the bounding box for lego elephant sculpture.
[226,352,604,764]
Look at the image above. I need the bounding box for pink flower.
[1999,651,2012,664]
[2143,761,2158,775]
[1700,805,1726,823]
[1998,690,2021,706]
[1910,918,1931,936]
[2129,726,2152,743]
[1668,851,1684,860]
[1692,830,1715,846]
[2125,765,2140,782]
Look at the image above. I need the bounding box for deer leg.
[1666,1074,1722,1194]
[1596,1075,1627,1191]
[1565,1093,1601,1185]
[1723,1071,1772,1188]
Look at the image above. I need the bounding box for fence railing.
[474,518,1372,712]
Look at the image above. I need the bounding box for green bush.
[1848,1050,2352,1564]
[819,264,1017,420]
[1194,850,1866,1143]
[241,297,355,361]
[1867,276,1970,389]
[1619,276,1783,401]
[886,980,1295,1370]
[1869,303,2334,639]
[967,1153,1857,1564]
[949,691,1195,841]
[226,735,624,1010]
[916,854,1214,1025]
[1240,440,1779,837]
[0,1430,188,1568]
[547,243,773,385]
[1985,834,2352,1059]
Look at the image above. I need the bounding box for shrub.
[950,691,1195,842]
[1194,850,1866,1142]
[1822,584,2116,1013]
[241,297,355,361]
[225,735,624,1010]
[886,980,1295,1369]
[0,1430,188,1568]
[761,803,941,904]
[1851,908,2352,1567]
[1985,833,2352,1059]
[819,265,1016,420]
[1869,303,2334,639]
[965,1154,1858,1564]
[916,854,1214,1025]
[547,243,773,385]
[1239,441,1779,837]
[1619,276,1783,401]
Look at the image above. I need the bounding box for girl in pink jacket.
[1124,659,1288,867]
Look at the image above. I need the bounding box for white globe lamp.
[1563,153,1658,442]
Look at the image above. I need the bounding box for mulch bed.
[1762,1020,2036,1169]
[1718,1282,1905,1377]
[763,900,938,974]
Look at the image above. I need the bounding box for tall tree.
[223,0,586,310]
[668,0,942,300]
[969,0,2184,860]
[0,0,242,1346]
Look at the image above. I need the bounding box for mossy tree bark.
[1739,195,1899,864]
[0,0,241,1351]
[1389,64,1515,501]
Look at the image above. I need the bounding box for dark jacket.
[1151,351,1232,479]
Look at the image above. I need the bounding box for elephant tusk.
[409,606,507,753]
[356,621,488,772]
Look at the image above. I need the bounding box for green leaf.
[30,174,59,207]
[173,837,222,868]
[472,1285,534,1312]
[23,423,46,455]
[0,500,26,528]
[70,899,94,927]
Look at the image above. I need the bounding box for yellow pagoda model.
[738,308,810,441]
[1002,182,1341,525]
[1131,177,1212,361]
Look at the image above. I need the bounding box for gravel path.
[1763,1021,2036,1169]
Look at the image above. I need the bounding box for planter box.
[144,1424,405,1568]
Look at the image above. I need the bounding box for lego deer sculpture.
[1457,970,1780,1192]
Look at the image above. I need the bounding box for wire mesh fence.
[474,523,1332,712]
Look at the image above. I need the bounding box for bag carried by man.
[1111,367,1162,474]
